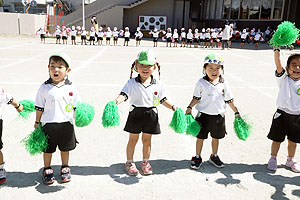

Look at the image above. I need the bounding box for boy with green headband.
[114,49,177,176]
[34,52,81,184]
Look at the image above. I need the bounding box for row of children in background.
[1,48,299,185]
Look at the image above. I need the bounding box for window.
[209,0,216,19]
[273,0,284,19]
[223,0,231,19]
[215,0,223,19]
[260,0,272,19]
[249,0,261,19]
[230,0,240,19]
[239,0,250,19]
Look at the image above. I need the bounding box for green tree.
[0,0,3,7]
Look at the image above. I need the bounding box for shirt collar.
[203,75,224,83]
[45,78,72,86]
[135,75,157,84]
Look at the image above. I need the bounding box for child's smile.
[288,58,300,79]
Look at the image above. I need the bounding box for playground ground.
[0,35,300,200]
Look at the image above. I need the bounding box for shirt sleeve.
[120,80,131,101]
[0,88,13,104]
[224,80,234,102]
[35,85,45,111]
[193,80,202,100]
[275,69,286,87]
[72,86,82,108]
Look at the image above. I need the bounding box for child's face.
[48,59,71,84]
[136,62,156,79]
[287,57,300,79]
[204,63,223,81]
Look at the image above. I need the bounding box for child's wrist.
[15,104,21,109]
[187,106,192,109]
[35,121,40,124]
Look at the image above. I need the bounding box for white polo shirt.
[120,75,167,109]
[0,89,13,119]
[193,76,234,115]
[166,32,172,38]
[187,32,193,39]
[124,31,130,37]
[35,79,81,123]
[276,70,300,114]
[98,31,104,37]
[90,31,95,37]
[181,32,186,38]
[70,30,77,36]
[113,31,119,37]
[152,32,159,38]
[55,29,61,36]
[173,32,179,39]
[106,31,112,37]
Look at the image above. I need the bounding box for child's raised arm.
[274,47,283,74]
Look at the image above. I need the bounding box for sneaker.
[190,156,202,170]
[61,166,71,183]
[125,162,139,176]
[141,161,153,175]
[209,155,225,168]
[42,167,55,185]
[0,168,6,184]
[285,159,300,173]
[267,157,277,171]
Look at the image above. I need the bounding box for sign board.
[138,16,167,31]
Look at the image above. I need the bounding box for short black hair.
[49,56,68,68]
[287,54,300,68]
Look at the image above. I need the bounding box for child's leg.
[0,150,3,164]
[271,141,281,156]
[211,138,219,155]
[126,133,139,160]
[142,133,152,160]
[61,151,69,166]
[43,152,53,168]
[287,139,297,158]
[196,138,204,155]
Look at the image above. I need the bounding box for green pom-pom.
[102,101,120,128]
[21,125,48,155]
[234,117,251,141]
[18,100,35,120]
[75,102,95,127]
[269,21,300,47]
[185,114,201,137]
[169,108,187,133]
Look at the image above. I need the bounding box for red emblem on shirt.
[222,89,224,93]
[154,91,158,95]
[1,89,4,93]
[69,92,73,96]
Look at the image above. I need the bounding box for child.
[124,27,130,46]
[185,53,239,169]
[186,29,193,48]
[114,49,177,175]
[217,28,223,48]
[97,27,104,46]
[135,27,143,47]
[37,27,46,44]
[151,28,159,47]
[70,26,77,45]
[34,52,81,184]
[193,28,199,48]
[180,28,186,47]
[254,31,261,50]
[80,26,87,45]
[113,27,119,46]
[0,91,23,184]
[240,29,247,48]
[211,29,218,48]
[89,27,96,45]
[172,29,179,47]
[205,28,211,48]
[55,26,61,44]
[267,48,300,173]
[106,27,112,46]
[61,26,68,45]
[165,28,172,47]
[199,28,205,48]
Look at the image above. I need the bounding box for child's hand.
[234,112,241,118]
[171,105,178,111]
[15,104,23,112]
[34,122,40,129]
[185,107,192,115]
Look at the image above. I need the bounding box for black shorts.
[0,120,3,149]
[106,37,111,41]
[193,38,199,43]
[167,37,172,42]
[200,39,204,42]
[205,38,210,42]
[153,37,158,42]
[62,36,67,40]
[212,38,217,43]
[174,38,178,43]
[81,35,86,40]
[241,39,246,43]
[42,122,77,153]
[195,113,226,139]
[187,39,192,44]
[89,36,95,41]
[71,35,76,40]
[114,36,118,41]
[97,37,103,41]
[40,34,45,39]
[254,40,259,44]
[136,37,141,41]
[125,37,130,42]
[181,38,186,42]
[268,109,300,143]
[124,107,160,134]
[56,35,61,39]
